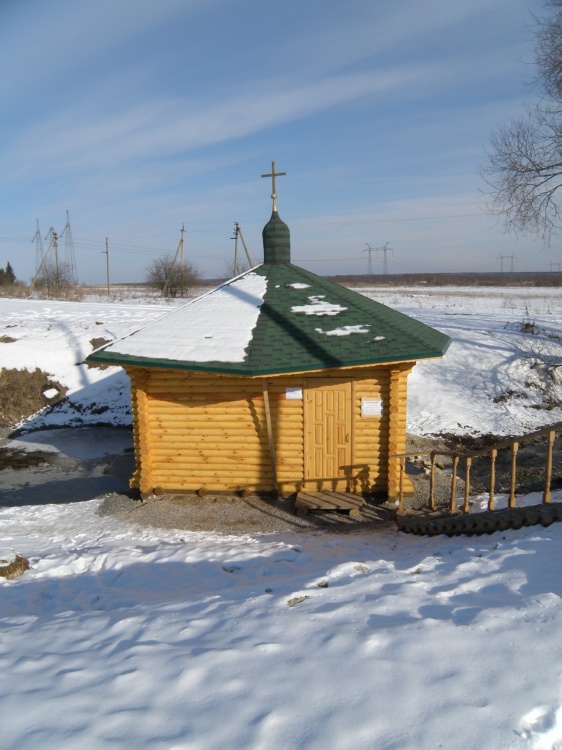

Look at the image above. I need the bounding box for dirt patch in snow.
[84,338,113,370]
[0,368,67,428]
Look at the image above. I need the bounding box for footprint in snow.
[222,565,241,574]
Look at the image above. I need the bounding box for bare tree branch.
[481,2,562,242]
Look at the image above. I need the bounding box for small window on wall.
[361,397,383,418]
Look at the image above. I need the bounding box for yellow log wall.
[125,363,412,497]
[387,364,414,498]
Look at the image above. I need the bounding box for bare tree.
[481,2,562,242]
[35,260,74,298]
[516,320,562,409]
[535,1,562,99]
[224,259,251,279]
[146,254,201,298]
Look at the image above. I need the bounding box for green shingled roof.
[87,210,451,375]
[244,263,450,373]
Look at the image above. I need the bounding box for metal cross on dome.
[261,161,286,211]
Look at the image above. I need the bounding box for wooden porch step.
[295,491,366,517]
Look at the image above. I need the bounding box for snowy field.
[1,285,561,434]
[1,286,562,749]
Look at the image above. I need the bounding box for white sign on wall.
[361,397,383,418]
[286,387,303,400]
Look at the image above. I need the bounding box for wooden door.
[304,379,351,486]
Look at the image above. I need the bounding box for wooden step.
[295,490,365,517]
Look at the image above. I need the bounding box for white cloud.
[5,64,437,181]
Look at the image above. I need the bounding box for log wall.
[387,364,414,499]
[124,363,413,497]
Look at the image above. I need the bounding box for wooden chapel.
[88,164,450,508]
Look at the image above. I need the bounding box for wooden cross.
[261,161,286,208]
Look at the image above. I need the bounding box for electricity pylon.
[498,253,517,273]
[378,242,392,275]
[30,228,59,291]
[60,210,78,283]
[363,242,393,275]
[362,244,375,275]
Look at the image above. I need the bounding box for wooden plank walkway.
[396,501,562,536]
[295,490,366,517]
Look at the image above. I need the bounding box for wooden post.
[543,430,555,504]
[509,441,518,508]
[449,454,459,513]
[126,367,142,490]
[488,448,497,511]
[262,379,279,494]
[136,369,154,498]
[463,456,472,514]
[429,453,436,511]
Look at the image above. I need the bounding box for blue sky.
[0,0,555,284]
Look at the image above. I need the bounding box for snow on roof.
[315,325,371,336]
[100,273,267,364]
[291,295,347,317]
[287,282,310,289]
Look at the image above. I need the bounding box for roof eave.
[85,346,450,376]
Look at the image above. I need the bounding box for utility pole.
[163,226,187,297]
[549,261,562,272]
[509,253,517,273]
[498,254,506,273]
[232,223,239,275]
[231,222,253,275]
[180,224,185,275]
[102,237,110,295]
[32,219,43,273]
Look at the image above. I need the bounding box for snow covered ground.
[1,286,562,749]
[356,286,562,436]
[2,285,560,434]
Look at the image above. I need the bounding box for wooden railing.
[394,422,562,516]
